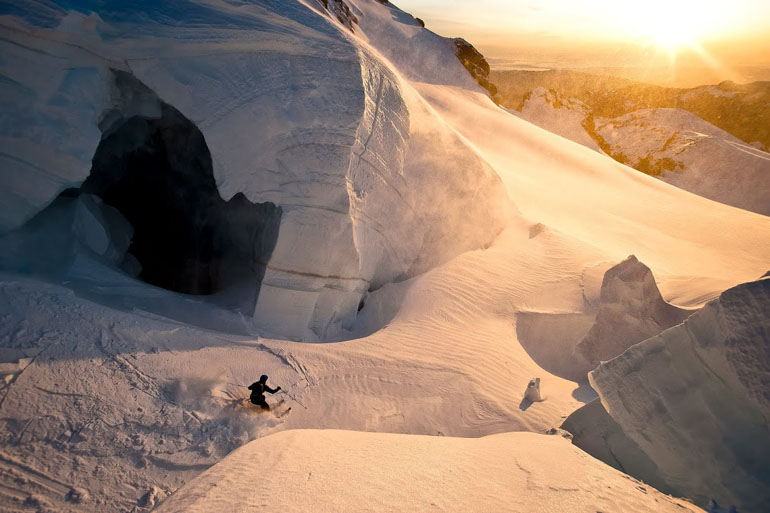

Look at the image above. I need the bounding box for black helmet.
[260,374,268,382]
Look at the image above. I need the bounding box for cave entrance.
[82,83,281,305]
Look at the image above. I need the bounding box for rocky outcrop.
[453,38,499,102]
[316,0,358,32]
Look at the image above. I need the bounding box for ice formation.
[516,255,692,381]
[576,255,692,367]
[524,377,544,402]
[0,0,510,341]
[573,276,770,511]
[0,0,769,511]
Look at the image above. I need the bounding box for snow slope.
[515,87,605,153]
[511,88,770,216]
[156,429,703,513]
[595,108,770,216]
[0,0,768,511]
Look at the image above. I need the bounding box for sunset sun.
[625,0,722,52]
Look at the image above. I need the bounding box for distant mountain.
[499,77,770,216]
[492,70,770,152]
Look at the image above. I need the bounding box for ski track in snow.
[0,0,768,512]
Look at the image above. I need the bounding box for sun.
[646,15,693,50]
[621,0,723,53]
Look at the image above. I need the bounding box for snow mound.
[155,429,704,513]
[586,276,770,512]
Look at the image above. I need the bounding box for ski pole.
[278,388,308,410]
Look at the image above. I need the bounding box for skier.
[248,374,281,410]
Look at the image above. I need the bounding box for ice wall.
[0,0,510,340]
[588,276,770,512]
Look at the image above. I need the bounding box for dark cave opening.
[81,94,281,300]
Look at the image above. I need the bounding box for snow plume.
[162,370,274,455]
[163,369,228,412]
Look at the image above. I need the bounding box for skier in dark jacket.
[248,375,281,410]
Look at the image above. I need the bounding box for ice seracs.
[0,0,510,341]
[576,255,692,368]
[569,275,770,512]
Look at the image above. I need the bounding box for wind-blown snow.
[0,0,768,511]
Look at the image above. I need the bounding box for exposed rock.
[453,38,499,102]
[138,486,166,508]
[516,87,605,154]
[317,0,358,32]
[66,487,90,504]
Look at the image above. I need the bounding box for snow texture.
[155,429,703,513]
[514,88,770,216]
[588,276,770,512]
[0,0,768,511]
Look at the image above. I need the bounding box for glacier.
[0,0,510,341]
[573,275,770,511]
[0,0,769,511]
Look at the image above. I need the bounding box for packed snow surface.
[156,429,703,513]
[0,0,768,511]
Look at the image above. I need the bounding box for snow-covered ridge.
[511,88,770,216]
[583,275,770,512]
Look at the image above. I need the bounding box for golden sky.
[395,0,770,69]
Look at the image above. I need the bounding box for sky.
[394,0,770,80]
